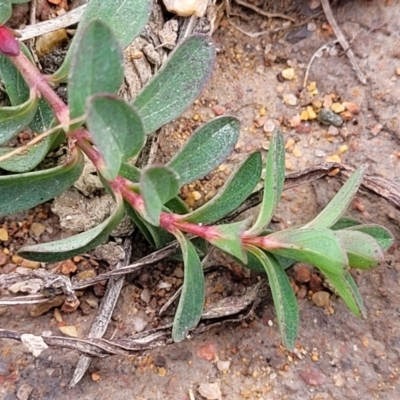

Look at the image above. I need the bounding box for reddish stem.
[169,219,221,240]
[75,139,105,171]
[242,235,284,250]
[10,51,69,125]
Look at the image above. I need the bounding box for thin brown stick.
[303,40,338,88]
[320,0,367,85]
[0,116,85,163]
[69,239,132,388]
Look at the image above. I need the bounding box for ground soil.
[1,1,400,399]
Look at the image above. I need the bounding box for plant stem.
[75,138,105,171]
[10,51,70,126]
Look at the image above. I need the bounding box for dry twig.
[320,0,367,85]
[16,5,86,41]
[69,239,132,388]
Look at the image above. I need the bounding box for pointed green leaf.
[0,0,11,24]
[182,152,262,224]
[86,94,145,180]
[140,166,180,226]
[0,134,55,172]
[209,220,248,263]
[246,130,285,236]
[248,246,298,349]
[68,20,124,122]
[51,0,152,83]
[346,224,394,251]
[0,95,39,145]
[322,270,365,318]
[244,251,296,274]
[334,230,384,269]
[0,52,29,104]
[167,116,240,187]
[267,229,347,274]
[19,196,125,262]
[330,217,361,230]
[172,231,205,342]
[119,162,140,182]
[133,35,215,134]
[303,166,365,229]
[0,148,84,217]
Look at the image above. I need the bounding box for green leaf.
[119,162,140,182]
[0,50,29,104]
[248,247,298,350]
[19,196,125,262]
[68,20,124,122]
[51,0,152,83]
[86,94,145,180]
[0,134,55,172]
[0,148,84,217]
[330,217,361,230]
[11,0,31,3]
[167,116,240,187]
[302,166,365,229]
[0,95,39,145]
[182,152,262,224]
[165,196,189,215]
[346,224,394,251]
[209,220,248,263]
[133,34,215,134]
[0,0,11,24]
[140,166,180,226]
[322,270,365,318]
[267,228,348,275]
[244,251,296,274]
[334,230,384,269]
[172,230,205,342]
[246,130,285,236]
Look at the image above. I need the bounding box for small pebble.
[300,110,309,121]
[217,360,230,371]
[198,382,222,400]
[192,191,202,201]
[289,114,301,128]
[283,93,298,106]
[342,101,360,115]
[281,67,295,80]
[312,291,330,307]
[300,367,326,386]
[29,222,46,237]
[59,325,78,338]
[311,99,322,110]
[306,105,317,119]
[323,95,333,108]
[307,22,317,31]
[331,102,345,113]
[340,111,353,121]
[294,264,311,283]
[196,343,217,361]
[325,154,341,163]
[317,108,343,127]
[328,125,339,136]
[0,228,9,241]
[263,119,275,133]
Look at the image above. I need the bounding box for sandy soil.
[1,1,400,399]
